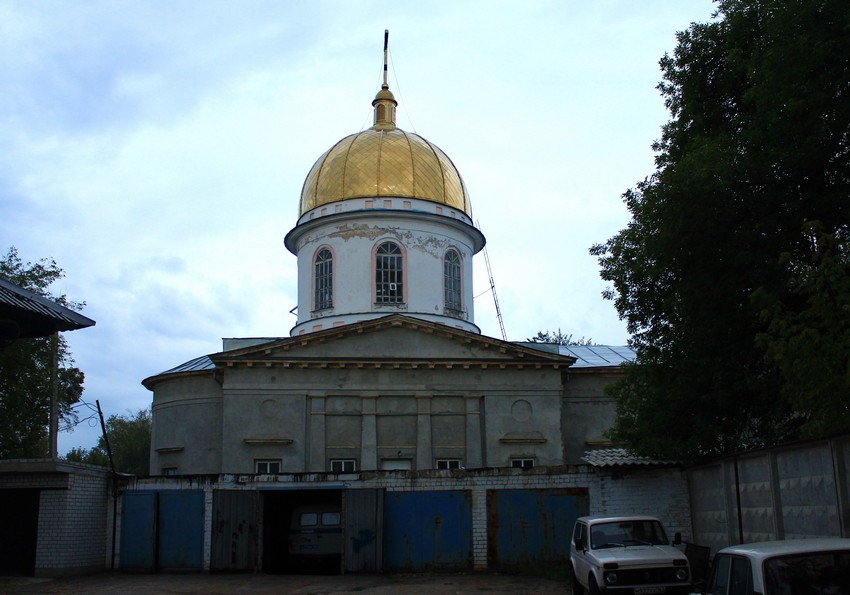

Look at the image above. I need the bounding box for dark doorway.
[0,489,40,576]
[262,489,342,575]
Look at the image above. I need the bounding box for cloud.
[2,0,718,453]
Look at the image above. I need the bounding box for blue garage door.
[120,492,157,570]
[487,488,588,568]
[120,490,204,571]
[384,490,472,571]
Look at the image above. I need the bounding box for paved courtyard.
[0,571,570,594]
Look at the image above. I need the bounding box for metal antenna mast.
[479,222,507,341]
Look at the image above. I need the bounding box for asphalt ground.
[0,571,570,594]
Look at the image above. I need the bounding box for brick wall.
[0,460,111,577]
[593,467,693,541]
[35,471,109,576]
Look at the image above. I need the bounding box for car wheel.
[588,578,601,595]
[570,567,584,594]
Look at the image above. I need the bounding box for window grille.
[314,248,333,310]
[444,249,462,311]
[375,242,403,303]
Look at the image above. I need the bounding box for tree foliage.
[527,329,594,345]
[65,408,151,475]
[590,0,850,462]
[0,247,86,458]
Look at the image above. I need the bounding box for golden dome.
[299,83,470,217]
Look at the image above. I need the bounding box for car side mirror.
[673,531,682,545]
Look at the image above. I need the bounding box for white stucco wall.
[149,375,222,475]
[285,198,484,335]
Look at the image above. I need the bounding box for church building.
[131,40,689,574]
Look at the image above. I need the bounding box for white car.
[696,537,850,594]
[570,515,693,594]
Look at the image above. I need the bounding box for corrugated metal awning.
[582,448,679,467]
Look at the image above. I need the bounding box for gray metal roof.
[0,277,96,339]
[160,355,215,374]
[155,341,636,379]
[518,343,635,368]
[557,345,635,367]
[582,448,679,467]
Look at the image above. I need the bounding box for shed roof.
[0,277,95,339]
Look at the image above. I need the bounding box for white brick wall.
[593,468,693,541]
[35,471,109,575]
[0,461,112,578]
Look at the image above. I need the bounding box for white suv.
[570,515,692,594]
[696,538,850,594]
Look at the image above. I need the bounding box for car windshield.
[764,550,850,594]
[590,520,669,549]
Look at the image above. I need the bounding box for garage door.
[120,490,204,571]
[487,488,588,568]
[384,490,472,571]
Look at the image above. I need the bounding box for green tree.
[0,247,86,458]
[590,0,850,462]
[527,329,594,345]
[65,445,109,467]
[65,409,151,475]
[753,223,850,438]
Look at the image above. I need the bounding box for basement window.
[511,458,535,470]
[330,459,356,473]
[255,459,282,474]
[161,467,178,476]
[436,459,461,470]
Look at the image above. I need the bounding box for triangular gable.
[142,315,576,389]
[211,314,575,368]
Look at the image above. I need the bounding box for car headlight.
[604,571,618,585]
[675,568,689,581]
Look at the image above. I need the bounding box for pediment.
[210,315,574,369]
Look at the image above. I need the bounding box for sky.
[0,0,719,453]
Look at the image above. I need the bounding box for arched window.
[314,248,333,310]
[375,242,403,304]
[444,249,462,311]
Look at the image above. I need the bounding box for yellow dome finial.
[372,29,397,129]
